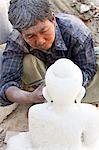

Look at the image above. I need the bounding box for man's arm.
[61,15,97,87]
[72,33,96,87]
[0,40,45,106]
[5,84,45,104]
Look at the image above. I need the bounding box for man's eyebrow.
[24,26,48,36]
[25,33,35,37]
[40,26,47,32]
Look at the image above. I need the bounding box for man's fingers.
[34,95,46,104]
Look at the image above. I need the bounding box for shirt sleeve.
[72,33,97,87]
[0,40,24,106]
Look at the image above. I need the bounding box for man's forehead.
[22,20,49,35]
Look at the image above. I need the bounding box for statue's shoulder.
[79,104,99,119]
[29,103,52,119]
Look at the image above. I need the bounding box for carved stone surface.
[6,59,99,150]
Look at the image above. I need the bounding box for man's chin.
[38,45,52,51]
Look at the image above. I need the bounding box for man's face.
[22,17,56,51]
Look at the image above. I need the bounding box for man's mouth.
[37,44,49,50]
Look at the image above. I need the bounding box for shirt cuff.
[82,71,91,87]
[0,82,21,106]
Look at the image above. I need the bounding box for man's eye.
[41,29,48,34]
[27,35,35,39]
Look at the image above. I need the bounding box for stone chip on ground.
[0,127,3,133]
[4,131,20,144]
[0,103,18,124]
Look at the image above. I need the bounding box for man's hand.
[31,83,47,104]
[5,83,46,105]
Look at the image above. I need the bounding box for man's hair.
[8,0,53,31]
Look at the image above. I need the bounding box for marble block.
[6,58,99,150]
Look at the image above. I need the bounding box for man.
[0,0,96,106]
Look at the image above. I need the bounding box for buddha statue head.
[43,58,85,110]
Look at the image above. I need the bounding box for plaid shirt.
[0,14,96,106]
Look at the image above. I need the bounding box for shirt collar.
[8,29,29,53]
[54,22,67,51]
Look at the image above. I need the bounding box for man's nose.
[36,37,45,46]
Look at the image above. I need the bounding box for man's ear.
[76,86,86,103]
[51,14,56,27]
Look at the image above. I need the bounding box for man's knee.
[23,54,36,73]
[82,47,99,104]
[23,54,46,77]
[22,54,46,85]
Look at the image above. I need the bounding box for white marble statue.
[6,58,99,150]
[0,0,12,44]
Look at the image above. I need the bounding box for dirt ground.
[0,0,99,149]
[0,104,31,150]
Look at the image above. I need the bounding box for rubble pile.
[50,0,99,46]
